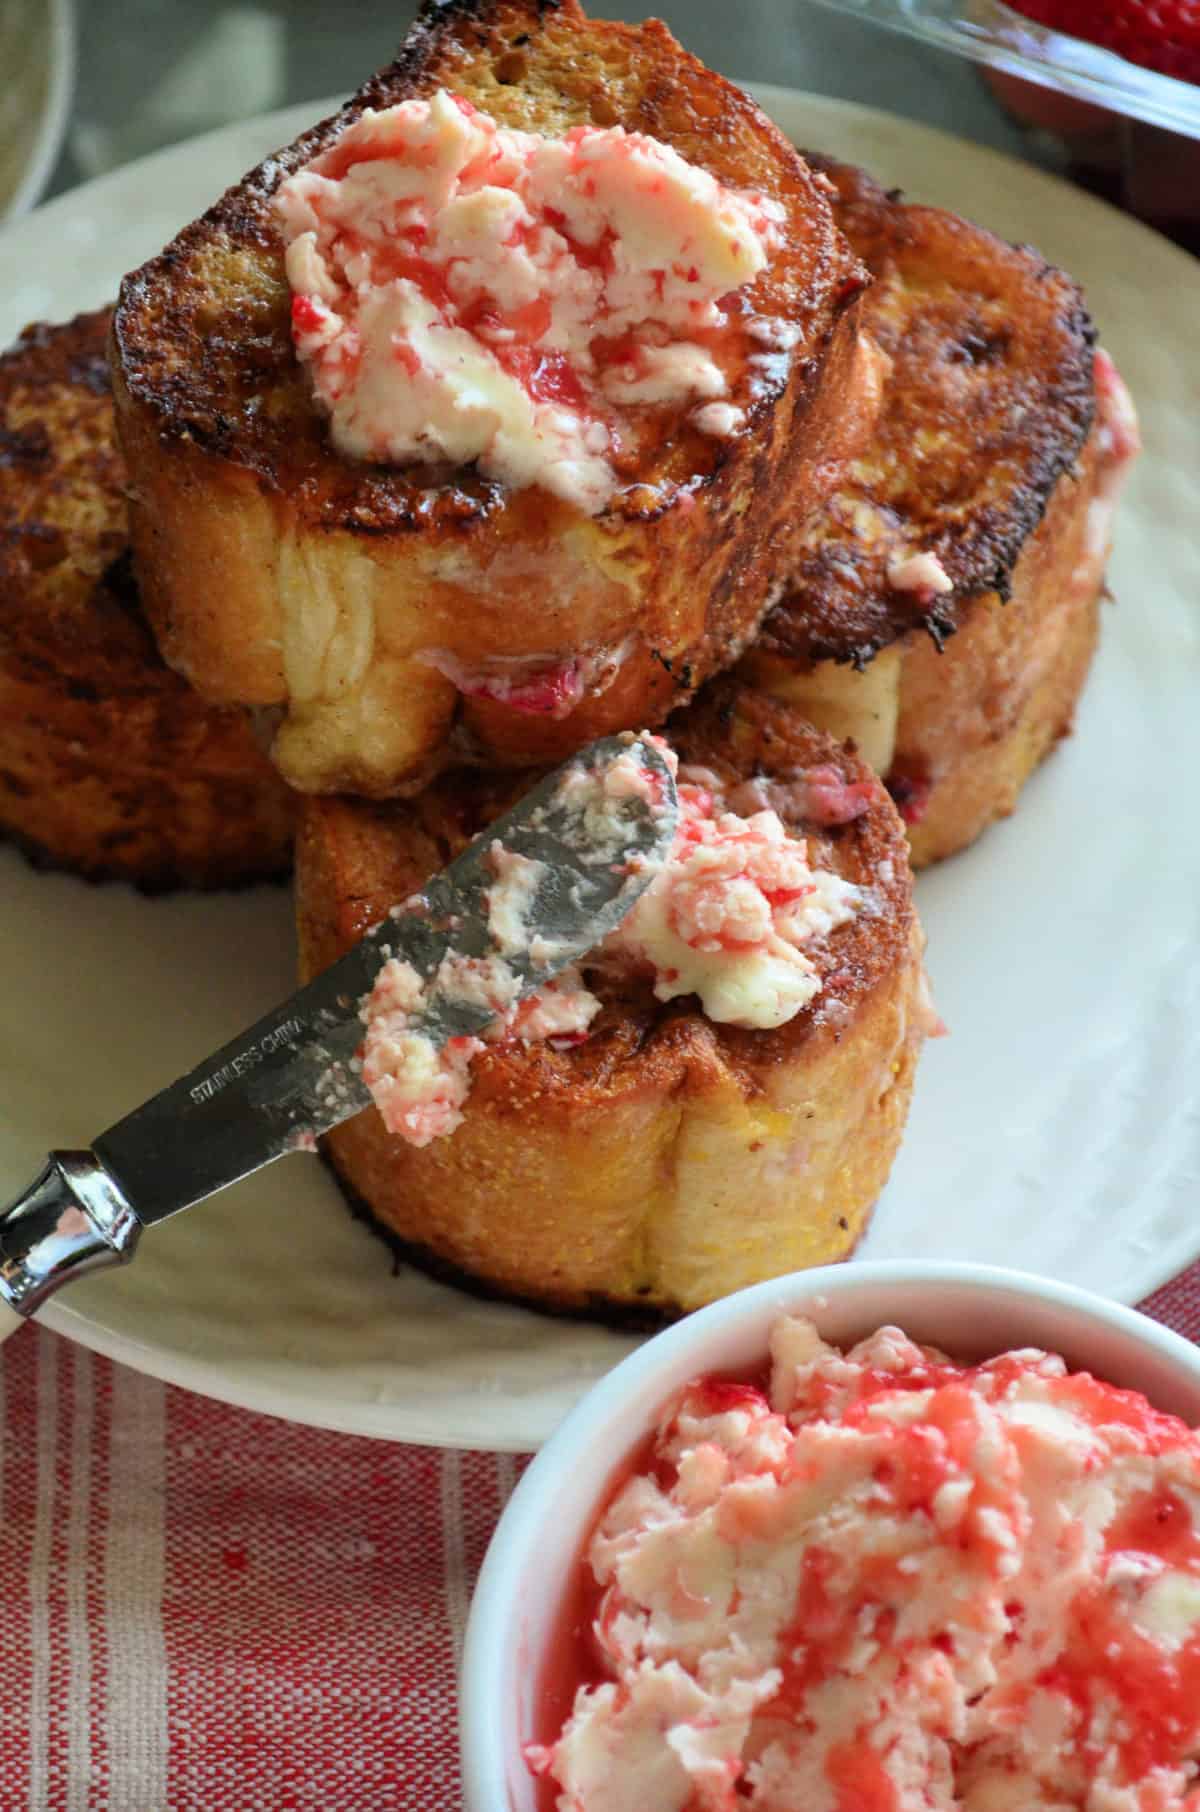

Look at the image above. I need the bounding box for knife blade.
[0,734,677,1322]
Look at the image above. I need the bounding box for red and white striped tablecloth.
[1,1265,1197,1810]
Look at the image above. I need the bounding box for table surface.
[47,0,1045,204]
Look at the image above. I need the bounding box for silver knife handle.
[0,1152,140,1319]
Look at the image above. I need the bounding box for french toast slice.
[0,311,294,891]
[740,158,1139,868]
[296,685,929,1323]
[111,0,872,799]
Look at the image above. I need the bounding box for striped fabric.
[0,1326,523,1810]
[0,1272,1197,1810]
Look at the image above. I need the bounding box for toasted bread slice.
[296,685,929,1322]
[740,158,1137,867]
[111,0,871,799]
[0,311,294,891]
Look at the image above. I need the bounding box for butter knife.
[0,735,677,1331]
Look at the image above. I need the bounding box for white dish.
[460,1261,1200,1812]
[0,0,75,218]
[0,90,1197,1451]
[798,0,1200,139]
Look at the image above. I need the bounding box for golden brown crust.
[323,968,923,1323]
[739,158,1111,867]
[295,685,928,1317]
[891,428,1104,868]
[115,3,857,515]
[0,310,295,890]
[111,0,871,795]
[322,1150,689,1333]
[759,155,1097,669]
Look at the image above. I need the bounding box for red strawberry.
[1006,1,1200,87]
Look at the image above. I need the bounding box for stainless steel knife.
[0,734,678,1332]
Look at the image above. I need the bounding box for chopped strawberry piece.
[505,296,555,344]
[591,329,643,372]
[501,665,584,716]
[542,205,616,274]
[291,294,327,335]
[826,1740,900,1812]
[798,765,876,826]
[887,770,932,827]
[677,782,715,821]
[764,882,817,908]
[507,347,588,410]
[462,662,585,718]
[1094,349,1141,463]
[548,1030,592,1050]
[692,1378,770,1417]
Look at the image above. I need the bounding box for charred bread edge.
[112,0,859,530]
[0,821,292,896]
[765,153,1099,671]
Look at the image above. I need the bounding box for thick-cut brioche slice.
[296,686,929,1323]
[740,157,1138,868]
[111,0,872,799]
[0,311,294,890]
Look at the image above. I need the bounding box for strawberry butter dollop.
[359,741,862,1146]
[274,90,784,513]
[609,762,860,1029]
[528,1318,1200,1811]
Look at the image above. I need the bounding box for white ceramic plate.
[1,90,1197,1451]
[0,0,74,218]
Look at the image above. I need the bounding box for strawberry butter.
[528,1318,1200,1811]
[274,90,784,513]
[359,742,861,1147]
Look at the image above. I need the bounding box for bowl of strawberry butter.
[460,1262,1200,1812]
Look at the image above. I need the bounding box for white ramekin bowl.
[460,1260,1200,1812]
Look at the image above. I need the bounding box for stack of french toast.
[0,0,1138,1323]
